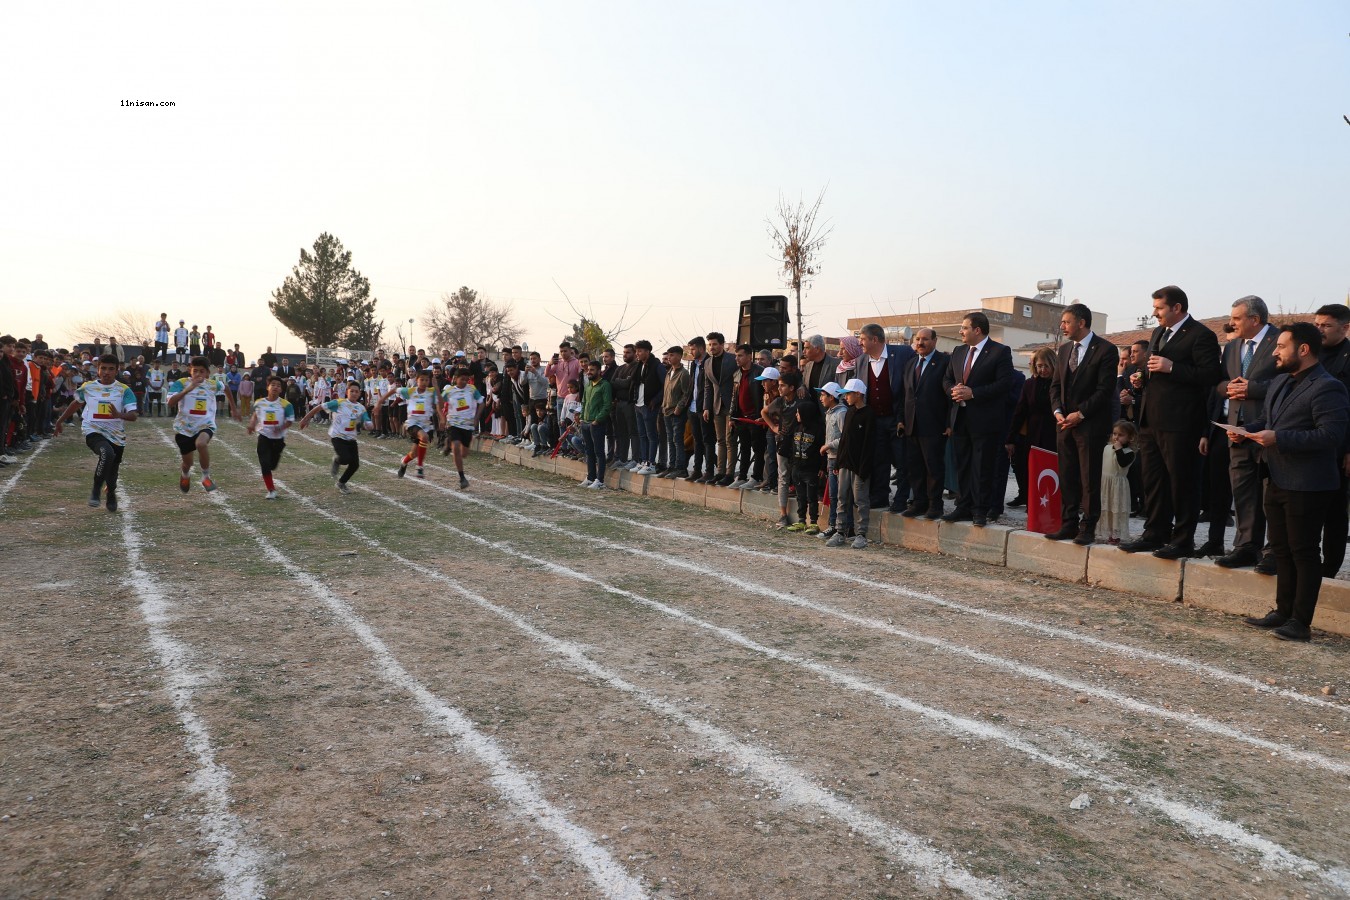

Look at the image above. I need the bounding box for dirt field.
[4,419,1350,899]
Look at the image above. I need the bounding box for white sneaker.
[728,479,747,489]
[742,479,761,490]
[0,454,16,464]
[579,478,593,487]
[265,490,277,500]
[588,481,605,490]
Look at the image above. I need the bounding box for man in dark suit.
[1314,304,1350,577]
[1046,303,1120,545]
[1235,323,1349,641]
[942,312,1016,527]
[858,323,916,511]
[1214,296,1280,569]
[1121,286,1222,559]
[898,328,950,519]
[1117,339,1150,514]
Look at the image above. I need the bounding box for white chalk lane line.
[150,428,651,900]
[385,434,1348,717]
[207,437,1007,899]
[118,489,269,899]
[0,437,51,506]
[268,432,1350,893]
[303,428,1350,779]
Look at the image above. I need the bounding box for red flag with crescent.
[1026,445,1061,535]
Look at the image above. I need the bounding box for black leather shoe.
[1195,540,1225,558]
[1244,610,1288,628]
[1118,539,1163,554]
[972,516,987,527]
[924,508,943,520]
[1073,530,1095,546]
[1216,548,1259,569]
[900,505,928,518]
[1273,620,1311,642]
[1254,555,1278,576]
[1046,525,1078,542]
[941,509,973,523]
[1007,495,1027,509]
[1152,542,1194,561]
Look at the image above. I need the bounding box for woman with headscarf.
[834,335,863,385]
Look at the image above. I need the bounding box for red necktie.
[962,347,975,382]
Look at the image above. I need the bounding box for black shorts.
[175,430,213,455]
[257,435,286,472]
[406,423,435,441]
[448,426,473,448]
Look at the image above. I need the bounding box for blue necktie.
[1240,340,1255,376]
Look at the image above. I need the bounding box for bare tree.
[767,188,832,353]
[71,309,157,353]
[424,286,522,352]
[546,280,648,350]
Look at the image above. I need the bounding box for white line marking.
[276,430,1350,891]
[166,429,651,900]
[118,490,268,899]
[210,439,1003,898]
[0,438,51,506]
[317,430,1350,777]
[405,437,1346,716]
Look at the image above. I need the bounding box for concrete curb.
[471,437,1350,638]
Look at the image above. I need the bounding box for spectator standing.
[826,378,875,549]
[154,314,170,359]
[857,323,915,512]
[684,336,710,481]
[727,345,765,487]
[1007,347,1057,508]
[701,332,737,484]
[188,326,201,357]
[146,360,165,416]
[237,373,255,415]
[579,360,613,490]
[800,334,840,397]
[173,321,189,364]
[942,313,1016,527]
[631,340,663,474]
[1314,303,1350,577]
[1215,296,1279,569]
[660,346,691,478]
[900,327,951,519]
[1102,421,1138,544]
[1047,303,1120,546]
[1122,286,1223,559]
[1237,323,1349,641]
[817,382,847,539]
[609,345,637,467]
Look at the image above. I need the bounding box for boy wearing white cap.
[826,378,876,549]
[817,381,847,539]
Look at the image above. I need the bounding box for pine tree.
[269,233,380,348]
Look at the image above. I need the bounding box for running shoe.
[397,463,408,478]
[337,481,351,494]
[851,535,868,550]
[416,468,425,479]
[579,479,593,488]
[265,490,277,500]
[458,474,469,489]
[179,474,191,493]
[105,490,118,513]
[201,476,216,492]
[588,480,605,490]
[88,493,101,508]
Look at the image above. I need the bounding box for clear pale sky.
[2,1,1347,358]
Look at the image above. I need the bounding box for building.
[844,287,1105,372]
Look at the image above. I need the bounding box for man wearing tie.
[1046,303,1119,545]
[1215,296,1279,569]
[942,313,1016,526]
[1122,286,1222,559]
[857,323,915,511]
[898,328,950,519]
[1234,323,1349,642]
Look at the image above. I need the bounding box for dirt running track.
[3,420,1349,899]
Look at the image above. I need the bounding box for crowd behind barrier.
[8,286,1350,641]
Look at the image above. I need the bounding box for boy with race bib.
[246,376,294,499]
[53,354,139,511]
[440,366,482,489]
[298,381,379,494]
[380,370,439,479]
[168,356,240,493]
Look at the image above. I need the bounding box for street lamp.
[408,318,415,353]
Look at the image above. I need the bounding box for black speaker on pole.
[736,295,790,352]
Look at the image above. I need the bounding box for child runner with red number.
[52,354,139,511]
[440,366,482,489]
[297,381,377,494]
[381,370,438,479]
[247,376,294,499]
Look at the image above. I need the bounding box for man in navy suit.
[941,312,1016,526]
[1313,303,1350,577]
[1047,303,1119,545]
[1234,323,1349,641]
[897,328,950,518]
[857,323,915,511]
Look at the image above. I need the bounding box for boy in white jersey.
[440,366,481,489]
[168,356,239,493]
[53,355,139,511]
[297,381,378,494]
[146,361,165,417]
[246,376,294,499]
[381,371,438,479]
[173,321,189,364]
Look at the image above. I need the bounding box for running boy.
[53,354,138,511]
[383,370,438,478]
[297,380,377,493]
[246,376,294,499]
[440,366,482,488]
[168,356,239,493]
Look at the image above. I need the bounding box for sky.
[2,0,1347,359]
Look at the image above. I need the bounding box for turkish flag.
[1026,445,1062,535]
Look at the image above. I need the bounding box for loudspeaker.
[736,295,790,352]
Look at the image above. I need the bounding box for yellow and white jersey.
[77,380,137,446]
[399,387,438,429]
[170,377,228,436]
[324,400,371,441]
[253,397,294,440]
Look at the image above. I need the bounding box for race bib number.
[191,397,208,415]
[94,401,115,420]
[412,401,425,414]
[264,411,278,424]
[455,398,468,411]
